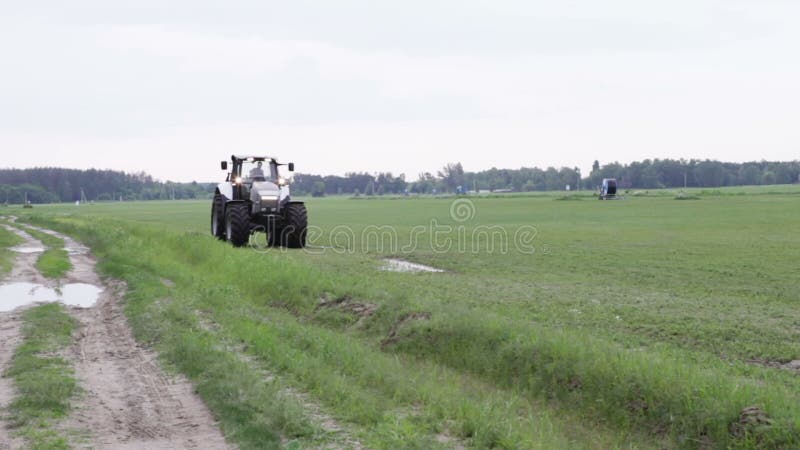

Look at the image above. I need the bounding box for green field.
[9,185,800,449]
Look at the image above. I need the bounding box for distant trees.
[0,168,214,204]
[291,171,407,196]
[438,163,465,191]
[311,181,326,197]
[292,159,800,195]
[3,158,799,203]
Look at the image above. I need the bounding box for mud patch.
[316,296,377,318]
[435,432,466,450]
[315,296,377,329]
[64,281,232,449]
[746,359,800,373]
[381,258,444,273]
[381,312,432,349]
[0,282,102,311]
[65,245,90,256]
[730,406,772,439]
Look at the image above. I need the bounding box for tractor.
[211,155,308,248]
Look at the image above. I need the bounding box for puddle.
[10,246,46,254]
[0,282,103,311]
[381,258,444,273]
[66,245,90,255]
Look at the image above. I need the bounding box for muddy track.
[0,224,39,450]
[0,311,24,450]
[1,221,232,449]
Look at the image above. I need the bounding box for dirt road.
[0,222,232,449]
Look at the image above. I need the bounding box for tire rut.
[0,311,24,450]
[2,220,232,449]
[65,281,231,449]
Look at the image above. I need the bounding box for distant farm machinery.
[598,178,620,200]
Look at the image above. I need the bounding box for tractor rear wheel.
[225,203,251,247]
[211,194,225,240]
[283,203,308,248]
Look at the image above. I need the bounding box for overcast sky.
[1,1,798,182]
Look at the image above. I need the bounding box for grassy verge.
[12,223,72,279]
[4,303,78,449]
[0,224,24,275]
[29,216,670,449]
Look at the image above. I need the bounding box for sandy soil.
[0,221,232,449]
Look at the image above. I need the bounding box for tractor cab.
[221,156,294,186]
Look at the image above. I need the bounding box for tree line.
[2,159,798,204]
[0,168,214,204]
[290,159,800,196]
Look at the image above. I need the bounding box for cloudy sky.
[1,1,798,182]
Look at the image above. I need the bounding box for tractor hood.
[250,181,289,213]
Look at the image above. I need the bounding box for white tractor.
[211,155,307,248]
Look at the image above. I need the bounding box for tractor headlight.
[277,177,288,186]
[234,177,243,185]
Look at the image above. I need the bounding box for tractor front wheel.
[283,203,308,248]
[225,203,251,247]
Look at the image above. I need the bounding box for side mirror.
[288,162,295,172]
[220,161,228,170]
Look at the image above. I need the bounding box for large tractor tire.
[211,194,226,240]
[283,203,308,248]
[225,203,251,247]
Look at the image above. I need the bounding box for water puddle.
[0,282,103,311]
[381,258,444,273]
[66,245,91,255]
[10,246,46,254]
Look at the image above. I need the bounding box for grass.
[9,223,72,279]
[15,183,800,449]
[34,249,71,279]
[4,303,78,449]
[27,218,660,449]
[0,223,24,275]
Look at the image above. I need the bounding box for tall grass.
[30,215,665,449]
[0,224,23,275]
[26,213,800,448]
